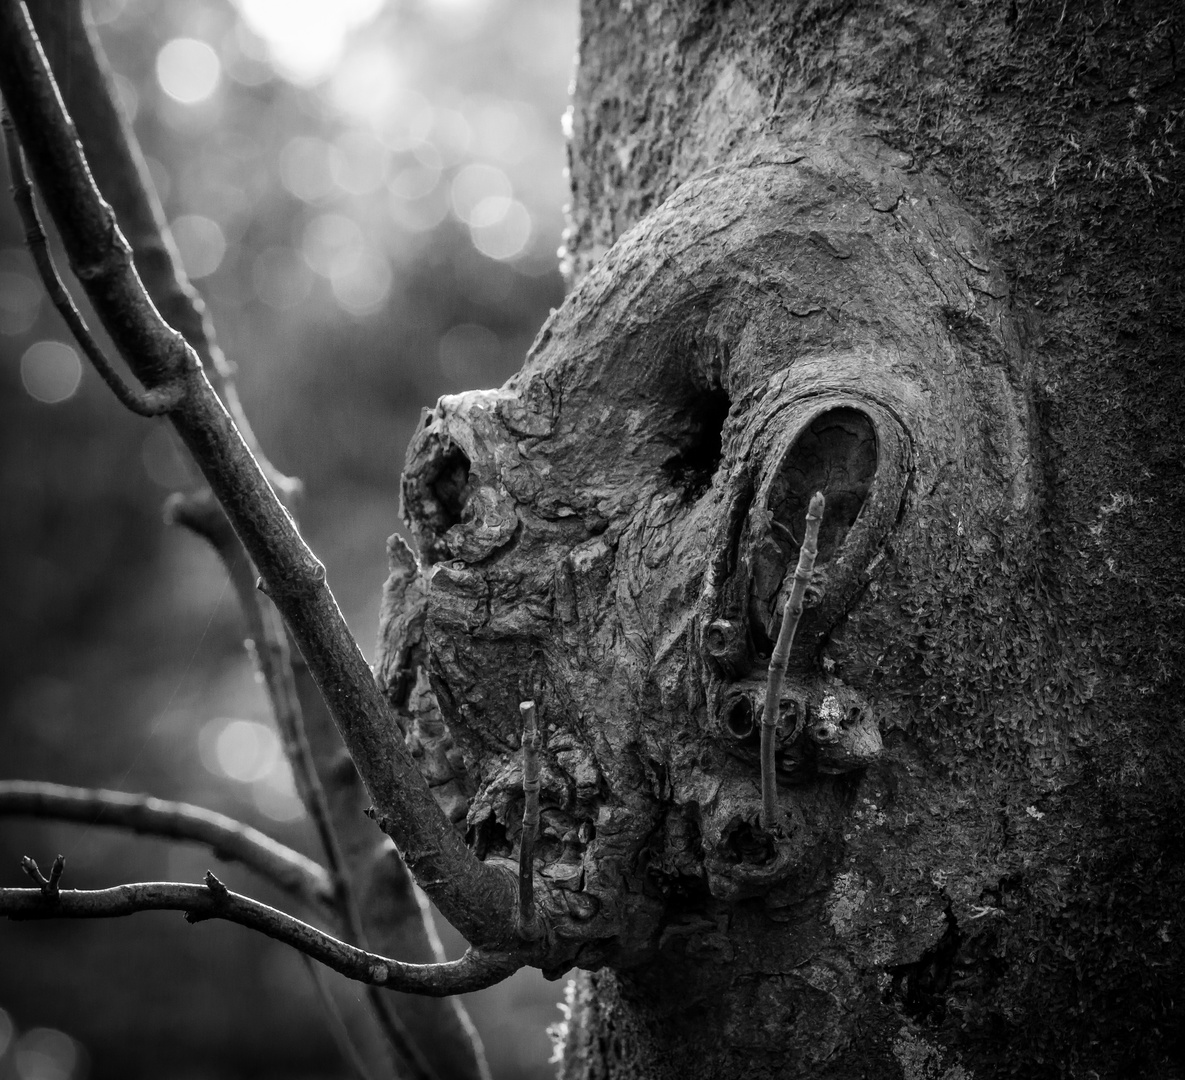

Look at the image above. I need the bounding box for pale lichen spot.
[892,1029,973,1080]
[819,691,844,724]
[827,870,867,938]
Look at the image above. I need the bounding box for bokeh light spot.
[279,136,335,203]
[331,248,392,315]
[470,199,531,261]
[20,341,82,405]
[235,0,384,86]
[329,46,402,127]
[469,194,511,228]
[388,161,441,202]
[156,38,222,105]
[202,718,280,783]
[330,130,390,196]
[302,213,364,278]
[387,186,449,234]
[379,91,434,152]
[170,214,227,279]
[13,1027,80,1080]
[253,761,305,822]
[450,162,511,224]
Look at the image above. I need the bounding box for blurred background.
[0,0,577,1076]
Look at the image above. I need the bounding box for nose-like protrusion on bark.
[402,391,521,565]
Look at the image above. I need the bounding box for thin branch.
[0,780,334,916]
[165,494,356,909]
[303,955,384,1080]
[0,873,521,997]
[2,109,180,415]
[0,0,519,948]
[517,701,541,938]
[760,491,825,832]
[23,0,295,496]
[168,492,444,1080]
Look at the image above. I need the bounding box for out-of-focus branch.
[31,0,493,1053]
[0,871,522,996]
[167,493,468,1080]
[0,0,519,949]
[25,0,468,1059]
[24,0,294,495]
[303,956,384,1080]
[165,494,356,910]
[293,656,494,1080]
[0,780,334,917]
[2,110,181,415]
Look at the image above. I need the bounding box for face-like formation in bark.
[379,142,1034,974]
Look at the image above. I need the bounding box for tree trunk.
[383,1,1184,1077]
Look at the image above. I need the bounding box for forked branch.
[0,869,521,996]
[0,0,518,948]
[0,780,334,917]
[2,111,181,415]
[23,0,294,494]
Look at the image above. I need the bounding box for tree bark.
[387,1,1184,1077]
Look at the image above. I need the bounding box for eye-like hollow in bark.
[747,399,911,662]
[767,408,877,564]
[663,385,731,502]
[724,695,756,739]
[403,433,474,563]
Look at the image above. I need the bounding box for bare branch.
[0,0,518,948]
[0,874,521,996]
[2,110,181,415]
[168,493,454,1080]
[303,956,385,1080]
[517,701,541,938]
[23,0,295,495]
[165,493,356,907]
[0,779,335,916]
[760,491,825,832]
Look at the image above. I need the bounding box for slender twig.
[0,874,522,996]
[760,492,825,832]
[0,780,334,916]
[517,701,542,937]
[2,110,181,415]
[0,1,518,948]
[23,0,295,496]
[303,955,383,1080]
[167,492,445,1080]
[165,494,355,909]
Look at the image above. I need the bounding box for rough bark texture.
[378,1,1184,1077]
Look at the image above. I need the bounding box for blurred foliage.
[0,0,575,1076]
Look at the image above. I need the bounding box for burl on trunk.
[378,2,1184,1077]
